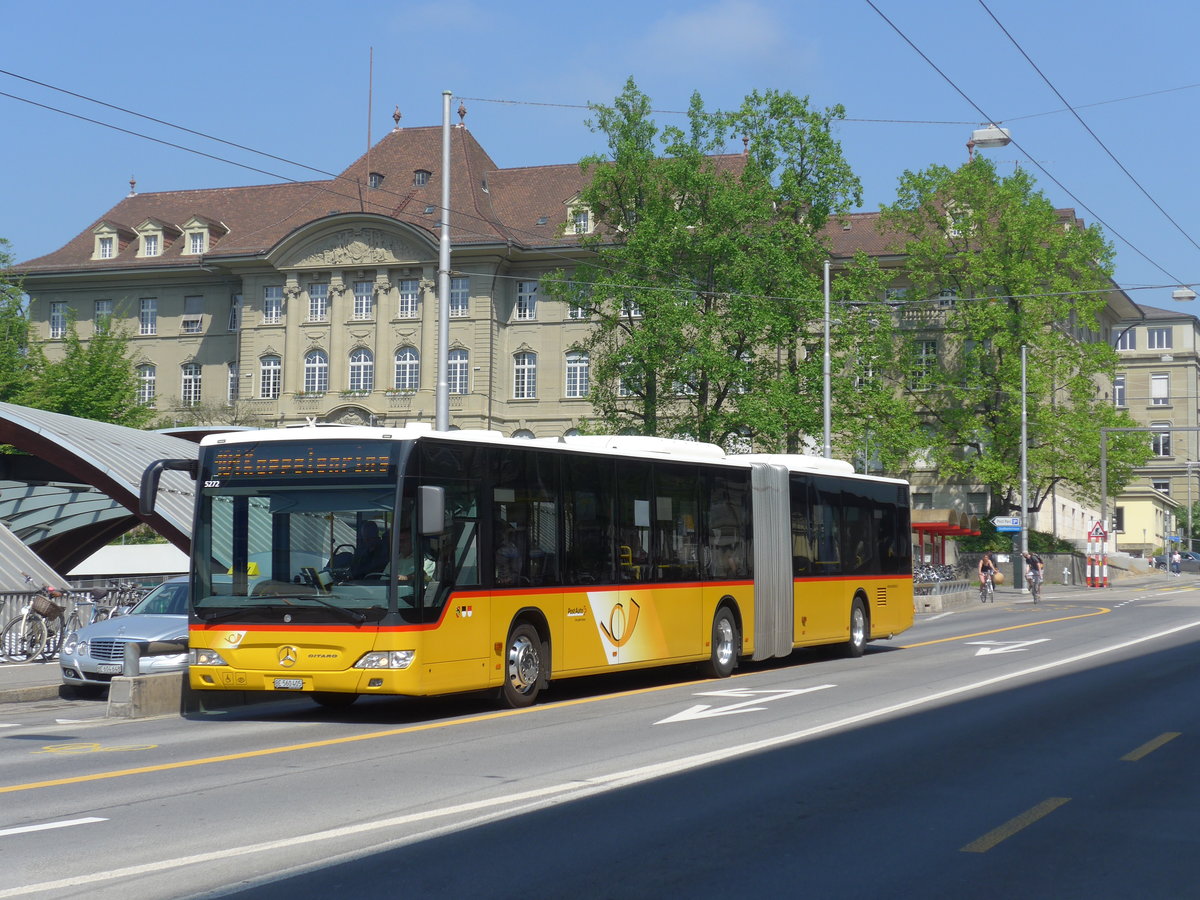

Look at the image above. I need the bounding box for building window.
[348,349,374,392]
[910,339,938,389]
[181,363,202,406]
[93,299,112,334]
[1151,425,1171,458]
[414,169,431,186]
[567,301,589,320]
[352,281,373,320]
[1148,327,1172,350]
[182,295,204,334]
[189,232,205,254]
[565,350,589,398]
[622,299,643,319]
[227,363,239,403]
[1153,479,1171,495]
[397,279,419,318]
[228,294,241,332]
[937,288,958,307]
[572,208,590,234]
[369,172,384,189]
[450,276,469,317]
[263,286,283,324]
[1151,373,1170,406]
[143,234,159,257]
[394,347,420,393]
[448,349,469,395]
[139,298,157,335]
[885,287,909,302]
[303,350,329,394]
[136,364,156,405]
[98,236,114,259]
[49,302,67,339]
[308,284,329,322]
[513,351,537,399]
[1114,328,1136,350]
[260,355,281,400]
[1113,374,1126,407]
[516,280,538,320]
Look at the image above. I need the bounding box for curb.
[0,684,63,704]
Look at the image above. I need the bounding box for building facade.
[16,115,1144,548]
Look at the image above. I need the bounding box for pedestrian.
[1171,550,1182,577]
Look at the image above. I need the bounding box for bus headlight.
[354,650,415,669]
[190,648,228,666]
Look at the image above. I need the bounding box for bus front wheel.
[313,692,359,709]
[501,623,545,708]
[704,607,738,678]
[844,598,868,658]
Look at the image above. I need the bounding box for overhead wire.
[863,0,1191,292]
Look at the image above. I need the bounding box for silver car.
[59,577,188,696]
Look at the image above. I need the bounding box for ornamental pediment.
[282,227,427,270]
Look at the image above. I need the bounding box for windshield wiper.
[283,594,367,625]
[194,603,279,624]
[195,597,366,625]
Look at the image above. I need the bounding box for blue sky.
[3,0,1199,309]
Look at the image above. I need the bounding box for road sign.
[991,516,1021,528]
[1087,521,1107,540]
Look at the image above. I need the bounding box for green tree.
[23,311,153,428]
[0,239,43,402]
[545,78,903,452]
[878,158,1150,512]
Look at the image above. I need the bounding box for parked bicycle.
[0,585,66,662]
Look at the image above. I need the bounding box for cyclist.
[978,552,996,602]
[1022,550,1044,602]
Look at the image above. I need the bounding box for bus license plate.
[273,678,304,690]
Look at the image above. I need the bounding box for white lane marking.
[0,725,19,730]
[655,685,836,724]
[0,817,107,838]
[924,612,955,622]
[3,618,1199,899]
[967,639,1051,656]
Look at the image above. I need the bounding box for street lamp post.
[822,259,831,459]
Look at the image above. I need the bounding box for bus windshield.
[193,438,409,624]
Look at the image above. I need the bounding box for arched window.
[513,351,537,399]
[136,364,157,405]
[512,429,535,440]
[394,347,420,393]
[181,363,202,406]
[260,355,281,399]
[349,348,374,393]
[565,350,589,398]
[303,350,329,393]
[448,348,469,395]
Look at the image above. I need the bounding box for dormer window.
[572,208,591,234]
[143,234,160,257]
[189,232,206,254]
[414,170,431,186]
[92,222,133,260]
[98,236,114,259]
[369,172,384,189]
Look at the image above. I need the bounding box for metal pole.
[435,90,452,431]
[1020,345,1029,591]
[822,259,831,458]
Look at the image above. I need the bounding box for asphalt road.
[2,578,1198,899]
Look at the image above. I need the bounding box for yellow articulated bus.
[140,425,913,709]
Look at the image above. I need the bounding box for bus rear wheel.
[703,607,738,678]
[844,598,868,658]
[501,623,545,708]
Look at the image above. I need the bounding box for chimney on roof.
[742,135,749,155]
[128,176,137,198]
[457,101,467,127]
[392,106,402,132]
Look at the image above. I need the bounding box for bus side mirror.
[419,485,446,535]
[140,458,199,516]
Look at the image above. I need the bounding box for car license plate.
[273,678,304,690]
[98,664,122,675]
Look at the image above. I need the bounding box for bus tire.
[313,692,359,709]
[704,606,738,678]
[844,597,868,658]
[501,623,545,708]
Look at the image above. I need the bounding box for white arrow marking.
[0,817,107,838]
[655,685,835,724]
[967,639,1051,656]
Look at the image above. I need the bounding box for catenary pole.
[435,90,452,431]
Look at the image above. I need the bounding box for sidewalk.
[0,658,65,704]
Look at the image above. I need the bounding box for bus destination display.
[211,444,392,479]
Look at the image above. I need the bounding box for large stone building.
[15,114,1151,548]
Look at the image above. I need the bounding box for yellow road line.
[1121,732,1181,761]
[961,797,1071,853]
[0,676,710,795]
[902,607,1110,648]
